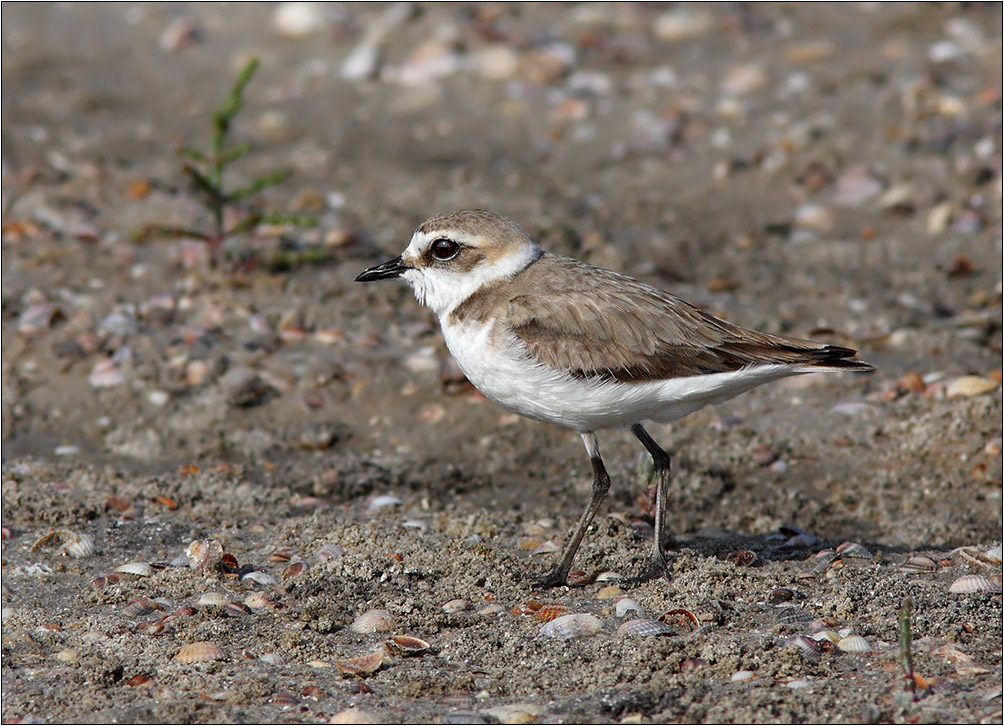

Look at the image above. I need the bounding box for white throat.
[404,243,541,318]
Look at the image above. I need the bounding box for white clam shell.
[259,652,286,666]
[836,635,872,653]
[64,534,96,558]
[350,609,395,634]
[196,592,227,607]
[614,598,643,618]
[948,574,1002,594]
[540,613,602,639]
[115,562,153,577]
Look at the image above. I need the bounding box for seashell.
[614,598,642,618]
[836,635,872,653]
[442,599,469,614]
[533,604,573,623]
[368,495,402,510]
[268,547,294,563]
[63,533,96,558]
[725,550,757,566]
[220,553,239,572]
[223,602,252,617]
[836,542,873,559]
[186,539,223,569]
[90,576,108,590]
[330,708,379,724]
[135,620,168,636]
[616,619,674,637]
[241,570,277,586]
[267,691,299,707]
[300,685,329,700]
[174,641,225,664]
[540,613,602,639]
[115,562,153,577]
[531,539,563,555]
[55,648,78,663]
[336,647,387,677]
[121,598,164,618]
[244,592,274,610]
[946,375,999,398]
[731,670,755,682]
[594,571,623,582]
[658,608,701,631]
[949,574,1002,593]
[127,674,152,687]
[196,592,227,607]
[594,585,623,600]
[315,543,344,561]
[680,657,706,672]
[259,652,286,666]
[567,571,592,586]
[788,635,822,661]
[350,609,394,634]
[900,555,938,573]
[768,588,796,605]
[776,607,814,625]
[512,599,543,616]
[384,635,430,654]
[282,562,307,579]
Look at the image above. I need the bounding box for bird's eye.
[430,238,459,261]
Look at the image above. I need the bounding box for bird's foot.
[627,550,671,586]
[531,565,572,590]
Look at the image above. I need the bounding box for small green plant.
[135,58,313,267]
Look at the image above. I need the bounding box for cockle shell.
[115,562,153,577]
[350,609,394,634]
[174,641,225,663]
[336,647,387,677]
[836,635,873,653]
[949,574,1002,593]
[616,619,674,637]
[540,613,602,639]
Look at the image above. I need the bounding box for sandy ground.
[2,3,1002,723]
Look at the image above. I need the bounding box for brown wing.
[505,256,871,382]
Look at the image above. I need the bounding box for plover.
[356,209,873,587]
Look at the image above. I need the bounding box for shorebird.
[356,209,873,587]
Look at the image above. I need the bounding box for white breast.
[440,317,800,432]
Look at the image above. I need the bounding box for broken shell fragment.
[616,618,674,637]
[240,570,277,586]
[174,641,225,664]
[540,613,602,639]
[614,598,643,618]
[383,635,430,654]
[949,574,1002,593]
[350,609,394,634]
[336,647,387,677]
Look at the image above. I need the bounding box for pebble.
[794,203,835,231]
[471,45,519,81]
[731,670,755,682]
[442,599,469,614]
[368,494,402,510]
[221,367,271,407]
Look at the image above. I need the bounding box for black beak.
[355,255,410,282]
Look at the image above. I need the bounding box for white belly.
[440,317,799,433]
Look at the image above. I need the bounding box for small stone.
[472,45,519,81]
[731,670,755,682]
[721,63,766,96]
[794,203,835,231]
[221,367,271,407]
[832,166,885,206]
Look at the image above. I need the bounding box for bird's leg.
[631,423,672,582]
[533,432,611,589]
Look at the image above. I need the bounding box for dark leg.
[533,432,611,588]
[631,423,672,582]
